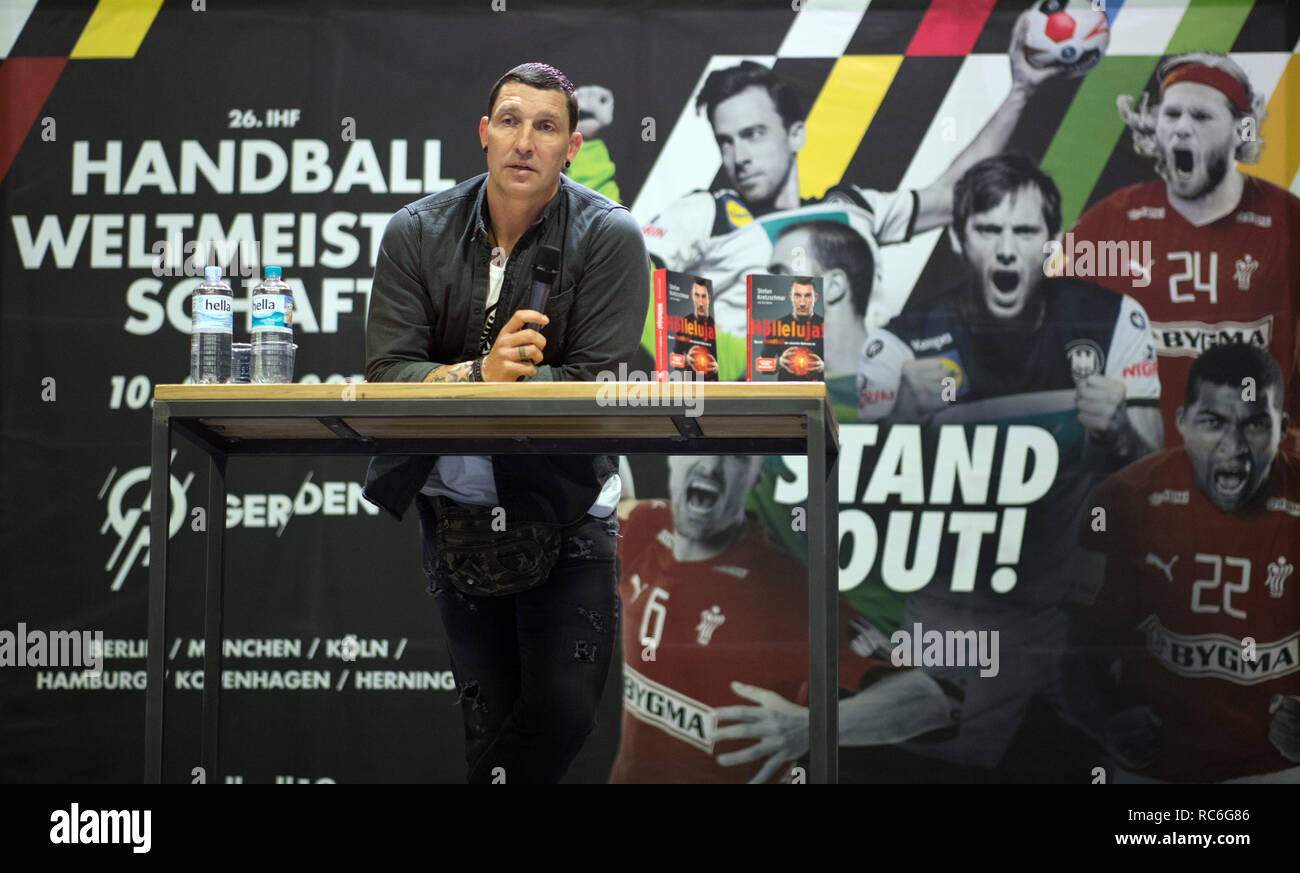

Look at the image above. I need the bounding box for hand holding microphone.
[482,311,548,381]
[480,245,559,382]
[526,245,560,332]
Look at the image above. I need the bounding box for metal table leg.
[145,402,171,783]
[806,402,839,784]
[200,452,228,782]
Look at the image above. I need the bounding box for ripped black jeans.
[415,494,620,784]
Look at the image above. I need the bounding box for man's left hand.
[1076,374,1128,439]
[1105,705,1162,770]
[1269,694,1300,762]
[482,309,548,382]
[714,681,809,784]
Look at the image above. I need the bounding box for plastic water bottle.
[251,266,295,383]
[190,265,233,383]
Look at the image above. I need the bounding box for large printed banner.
[1,0,1297,783]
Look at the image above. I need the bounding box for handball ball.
[1022,0,1109,77]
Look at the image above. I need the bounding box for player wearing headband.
[1067,52,1300,444]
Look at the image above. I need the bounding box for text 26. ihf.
[227,109,301,129]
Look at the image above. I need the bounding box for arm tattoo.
[422,361,475,383]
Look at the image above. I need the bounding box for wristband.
[471,356,484,382]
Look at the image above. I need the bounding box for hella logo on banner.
[1149,317,1273,358]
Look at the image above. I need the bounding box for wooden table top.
[153,382,835,445]
[155,382,829,401]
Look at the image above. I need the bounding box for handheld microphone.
[526,245,560,332]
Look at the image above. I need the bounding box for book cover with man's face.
[657,270,718,381]
[747,274,825,382]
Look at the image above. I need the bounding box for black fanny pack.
[429,496,563,597]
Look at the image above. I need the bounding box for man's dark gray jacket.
[362,172,649,525]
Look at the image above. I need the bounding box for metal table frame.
[145,383,840,783]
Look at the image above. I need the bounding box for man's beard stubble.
[959,276,1045,367]
[740,156,796,215]
[1163,148,1231,200]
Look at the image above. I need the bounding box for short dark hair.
[696,61,805,129]
[776,221,874,319]
[952,154,1062,245]
[1184,342,1283,410]
[487,63,578,134]
[691,278,710,294]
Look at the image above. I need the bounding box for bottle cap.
[204,265,223,283]
[265,266,282,279]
